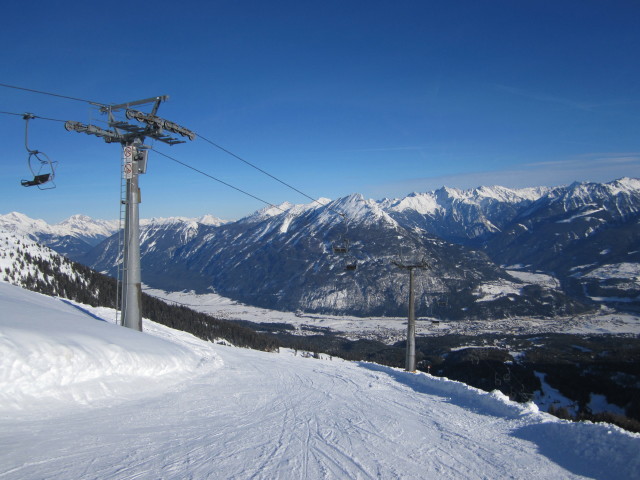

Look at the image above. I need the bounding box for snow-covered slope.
[0,228,118,308]
[1,282,638,479]
[0,282,212,412]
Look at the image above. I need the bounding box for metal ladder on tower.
[115,151,127,326]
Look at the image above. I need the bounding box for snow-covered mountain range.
[0,212,118,244]
[0,212,227,258]
[75,192,583,317]
[381,184,551,242]
[0,212,120,259]
[4,177,639,317]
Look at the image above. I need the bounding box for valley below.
[145,287,640,342]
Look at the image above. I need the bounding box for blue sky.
[1,0,639,223]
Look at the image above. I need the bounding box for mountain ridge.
[4,177,639,317]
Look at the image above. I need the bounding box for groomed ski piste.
[1,282,638,480]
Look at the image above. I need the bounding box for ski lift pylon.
[20,114,57,190]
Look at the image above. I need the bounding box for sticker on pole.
[123,145,135,179]
[124,162,133,179]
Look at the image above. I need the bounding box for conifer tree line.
[1,239,278,352]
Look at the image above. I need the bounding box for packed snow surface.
[1,283,639,480]
[0,284,211,412]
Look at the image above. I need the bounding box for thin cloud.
[494,84,640,111]
[524,153,640,168]
[344,146,426,153]
[367,154,640,198]
[493,84,596,111]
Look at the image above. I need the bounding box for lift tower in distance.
[65,96,195,331]
[393,258,429,372]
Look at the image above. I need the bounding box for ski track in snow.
[1,283,639,479]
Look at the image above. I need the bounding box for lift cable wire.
[1,109,288,215]
[2,104,348,225]
[0,110,24,117]
[0,82,109,108]
[1,84,325,208]
[3,107,358,269]
[0,110,67,123]
[194,132,353,269]
[1,82,342,218]
[2,95,341,218]
[194,132,356,267]
[195,131,346,220]
[150,147,289,214]
[153,146,361,271]
[196,132,318,204]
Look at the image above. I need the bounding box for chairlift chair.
[20,114,57,190]
[332,213,350,254]
[332,235,349,254]
[345,261,357,271]
[329,213,360,271]
[21,173,51,187]
[21,151,56,189]
[332,242,349,254]
[344,246,358,271]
